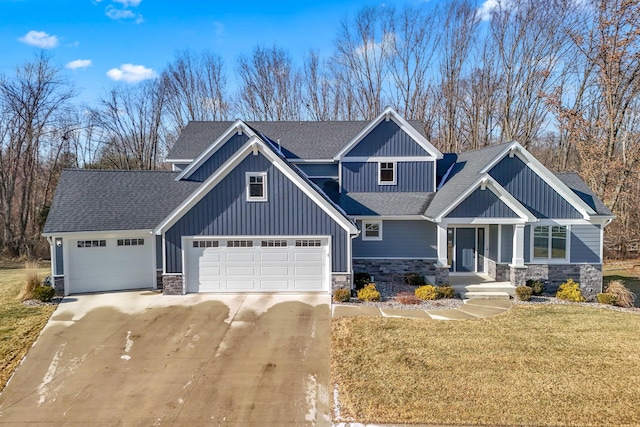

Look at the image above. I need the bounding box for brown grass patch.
[17,261,42,302]
[332,305,640,426]
[605,280,637,308]
[394,292,421,305]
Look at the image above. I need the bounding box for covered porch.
[426,272,516,300]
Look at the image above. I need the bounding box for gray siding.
[342,161,435,192]
[446,188,519,218]
[345,120,429,157]
[489,156,581,219]
[500,225,513,263]
[488,225,498,261]
[524,225,531,262]
[570,224,601,263]
[165,152,349,273]
[352,220,437,258]
[188,133,249,182]
[55,238,63,275]
[295,163,339,177]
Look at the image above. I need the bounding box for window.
[227,240,253,248]
[533,225,567,260]
[261,240,287,247]
[362,220,382,241]
[378,162,396,185]
[246,172,267,201]
[192,240,218,248]
[117,238,144,246]
[77,240,106,248]
[295,239,322,247]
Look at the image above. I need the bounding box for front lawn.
[0,261,56,391]
[604,260,640,307]
[332,304,640,426]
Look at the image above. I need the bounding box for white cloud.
[65,59,92,70]
[106,64,157,83]
[18,30,59,48]
[113,0,141,6]
[213,21,224,36]
[477,0,500,21]
[104,0,143,23]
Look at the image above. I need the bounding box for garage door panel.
[294,252,323,262]
[261,252,289,262]
[295,266,323,275]
[261,266,289,275]
[226,280,256,290]
[295,279,324,290]
[227,266,253,276]
[226,253,255,262]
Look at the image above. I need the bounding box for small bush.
[516,286,533,301]
[353,272,371,290]
[333,288,351,303]
[556,279,585,302]
[596,293,617,305]
[17,261,41,301]
[436,285,455,299]
[404,272,426,287]
[604,280,637,308]
[357,283,381,302]
[33,285,56,302]
[395,292,422,305]
[415,285,438,301]
[526,279,545,296]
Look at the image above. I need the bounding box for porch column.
[511,223,525,267]
[435,223,450,285]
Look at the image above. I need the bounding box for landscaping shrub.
[33,285,55,302]
[17,261,41,301]
[415,285,438,301]
[556,279,585,302]
[395,292,421,305]
[333,288,351,303]
[353,272,371,290]
[526,279,545,296]
[357,284,381,302]
[596,293,617,305]
[436,285,455,299]
[604,280,637,308]
[515,286,532,301]
[404,272,426,287]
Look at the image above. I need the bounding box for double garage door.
[185,237,330,293]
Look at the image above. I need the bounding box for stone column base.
[162,275,184,295]
[435,265,450,286]
[510,265,527,287]
[331,273,352,291]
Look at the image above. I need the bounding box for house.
[43,108,613,298]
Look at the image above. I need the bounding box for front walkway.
[332,298,512,320]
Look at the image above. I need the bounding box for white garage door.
[185,237,330,293]
[67,237,153,294]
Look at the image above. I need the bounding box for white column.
[512,223,525,267]
[437,223,449,267]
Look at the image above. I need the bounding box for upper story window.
[246,172,267,201]
[378,162,396,185]
[533,225,568,260]
[362,220,382,241]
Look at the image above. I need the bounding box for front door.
[455,228,476,272]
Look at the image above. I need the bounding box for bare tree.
[302,50,343,120]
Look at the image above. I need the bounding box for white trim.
[361,220,382,241]
[304,175,339,179]
[352,215,425,220]
[289,159,337,163]
[440,217,527,225]
[341,156,436,163]
[246,172,268,202]
[377,161,396,185]
[353,257,438,260]
[166,158,193,163]
[333,107,443,160]
[530,224,571,262]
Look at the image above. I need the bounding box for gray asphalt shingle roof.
[339,192,435,216]
[555,172,613,216]
[43,170,201,233]
[167,120,428,161]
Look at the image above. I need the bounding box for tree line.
[1,0,639,258]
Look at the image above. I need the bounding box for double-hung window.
[533,225,568,260]
[246,172,267,201]
[378,162,396,185]
[362,220,382,241]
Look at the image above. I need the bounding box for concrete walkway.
[332,298,512,320]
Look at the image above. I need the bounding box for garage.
[67,236,154,294]
[185,237,330,293]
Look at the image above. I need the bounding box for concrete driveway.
[0,291,331,426]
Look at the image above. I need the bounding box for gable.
[446,187,519,218]
[345,120,429,157]
[186,133,249,182]
[489,156,582,219]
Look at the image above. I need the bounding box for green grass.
[332,304,640,426]
[603,260,640,307]
[0,261,56,391]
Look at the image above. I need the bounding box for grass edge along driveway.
[332,304,640,426]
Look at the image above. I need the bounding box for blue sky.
[1,0,489,105]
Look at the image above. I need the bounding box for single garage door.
[185,237,330,293]
[67,237,153,294]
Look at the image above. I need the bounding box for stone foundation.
[525,264,602,299]
[495,263,510,281]
[487,259,497,280]
[53,276,65,296]
[162,275,184,295]
[331,273,352,291]
[510,266,527,287]
[435,265,450,285]
[156,270,163,289]
[353,259,437,282]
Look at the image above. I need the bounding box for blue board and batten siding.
[489,156,581,219]
[345,120,429,157]
[187,133,249,182]
[295,163,339,177]
[500,225,514,263]
[342,161,435,192]
[165,152,349,273]
[55,238,63,275]
[446,188,518,218]
[352,220,437,258]
[570,224,601,263]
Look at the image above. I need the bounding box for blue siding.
[352,220,437,258]
[295,163,339,177]
[155,235,162,269]
[55,238,63,275]
[489,156,581,219]
[342,161,435,192]
[488,225,498,261]
[345,120,429,157]
[524,225,531,262]
[500,225,513,263]
[188,133,249,182]
[165,152,349,273]
[570,224,601,263]
[447,188,519,218]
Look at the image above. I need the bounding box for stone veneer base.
[526,264,602,299]
[353,259,437,283]
[331,273,351,291]
[162,275,184,295]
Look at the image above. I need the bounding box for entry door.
[455,228,476,272]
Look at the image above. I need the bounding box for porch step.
[454,283,516,297]
[459,291,511,300]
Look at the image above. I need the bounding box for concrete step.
[459,291,511,300]
[454,283,516,296]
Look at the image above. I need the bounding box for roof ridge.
[62,168,178,173]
